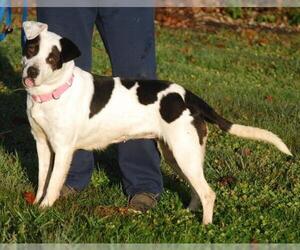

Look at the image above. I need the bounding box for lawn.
[0,21,299,243]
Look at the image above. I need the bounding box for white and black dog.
[22,21,291,224]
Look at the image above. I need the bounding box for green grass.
[0,23,299,243]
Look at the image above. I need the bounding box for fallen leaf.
[216,43,226,48]
[258,37,269,46]
[218,176,237,187]
[23,191,35,204]
[181,47,192,54]
[265,95,273,102]
[244,29,258,45]
[241,147,252,156]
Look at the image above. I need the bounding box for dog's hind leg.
[40,147,74,207]
[158,141,200,211]
[162,115,215,224]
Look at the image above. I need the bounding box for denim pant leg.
[96,8,163,196]
[37,7,96,190]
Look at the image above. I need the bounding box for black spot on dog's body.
[46,46,63,70]
[159,90,207,144]
[160,93,186,123]
[121,79,169,105]
[60,37,81,63]
[137,80,169,105]
[121,79,137,89]
[89,75,115,118]
[185,90,232,132]
[23,35,40,59]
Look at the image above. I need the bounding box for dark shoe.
[60,185,78,198]
[128,192,159,213]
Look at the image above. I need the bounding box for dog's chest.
[28,97,78,141]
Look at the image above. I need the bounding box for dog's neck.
[26,61,75,97]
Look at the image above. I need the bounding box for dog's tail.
[185,91,292,156]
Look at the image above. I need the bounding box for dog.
[21,21,292,224]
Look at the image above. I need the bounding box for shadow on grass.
[0,49,37,184]
[93,145,191,207]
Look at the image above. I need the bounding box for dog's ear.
[60,37,81,63]
[23,21,48,40]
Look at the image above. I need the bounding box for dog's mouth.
[22,77,35,88]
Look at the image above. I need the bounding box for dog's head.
[22,21,81,88]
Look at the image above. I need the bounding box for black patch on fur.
[23,35,40,59]
[46,46,63,71]
[89,75,115,118]
[185,90,232,132]
[120,79,169,105]
[192,117,207,145]
[137,80,169,105]
[121,79,137,89]
[60,37,81,63]
[160,93,186,123]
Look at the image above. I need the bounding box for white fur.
[23,21,48,40]
[229,124,292,156]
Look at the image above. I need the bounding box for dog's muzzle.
[23,66,39,88]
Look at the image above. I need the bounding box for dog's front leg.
[34,138,53,204]
[39,147,74,208]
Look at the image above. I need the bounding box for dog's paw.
[39,201,51,208]
[39,196,55,208]
[33,197,41,205]
[202,217,213,225]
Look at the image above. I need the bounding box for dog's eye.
[27,45,36,55]
[46,46,63,70]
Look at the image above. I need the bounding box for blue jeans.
[37,7,163,196]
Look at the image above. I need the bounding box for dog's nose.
[27,66,39,79]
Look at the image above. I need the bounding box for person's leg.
[95,8,163,197]
[37,7,96,190]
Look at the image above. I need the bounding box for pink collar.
[31,74,74,103]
